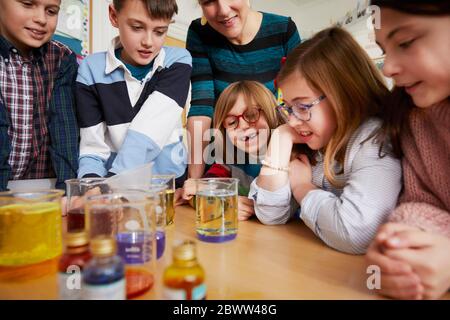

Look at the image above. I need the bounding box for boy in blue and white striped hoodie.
[76,0,191,182]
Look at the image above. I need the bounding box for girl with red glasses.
[176,80,282,221]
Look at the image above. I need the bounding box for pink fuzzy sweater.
[389,100,450,238]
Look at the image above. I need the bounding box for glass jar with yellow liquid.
[195,178,239,243]
[0,190,64,266]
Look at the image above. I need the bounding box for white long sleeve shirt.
[249,119,402,254]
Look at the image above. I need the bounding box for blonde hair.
[213,81,280,161]
[277,27,389,188]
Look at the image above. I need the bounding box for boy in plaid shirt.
[0,0,79,191]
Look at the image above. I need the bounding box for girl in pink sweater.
[366,0,450,299]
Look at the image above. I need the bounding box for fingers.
[174,188,187,206]
[238,197,255,221]
[366,242,424,299]
[239,196,253,206]
[375,223,420,244]
[182,193,194,201]
[366,241,414,274]
[378,273,424,300]
[382,230,436,250]
[238,210,255,221]
[61,197,68,216]
[382,248,427,269]
[181,180,196,201]
[85,186,102,197]
[67,196,85,212]
[297,154,311,166]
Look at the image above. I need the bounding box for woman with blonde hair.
[250,27,402,254]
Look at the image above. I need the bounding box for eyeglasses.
[277,95,326,122]
[223,107,261,129]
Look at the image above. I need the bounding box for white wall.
[91,0,117,53]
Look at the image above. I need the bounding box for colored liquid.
[67,208,85,232]
[88,209,116,238]
[0,202,62,266]
[116,231,164,260]
[58,247,92,300]
[126,268,154,299]
[116,232,157,298]
[163,264,206,300]
[83,256,124,285]
[83,255,126,300]
[116,232,152,264]
[156,230,165,259]
[195,190,238,243]
[165,190,175,225]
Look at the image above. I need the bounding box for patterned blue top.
[186,12,301,119]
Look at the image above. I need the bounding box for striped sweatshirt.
[249,119,403,255]
[76,37,192,178]
[186,12,301,119]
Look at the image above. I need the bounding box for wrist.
[292,183,316,202]
[267,130,293,166]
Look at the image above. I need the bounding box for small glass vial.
[58,231,92,300]
[82,236,126,300]
[163,240,206,300]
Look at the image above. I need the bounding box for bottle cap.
[173,240,197,262]
[90,236,116,256]
[65,231,89,248]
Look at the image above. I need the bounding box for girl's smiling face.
[375,8,450,108]
[279,71,337,151]
[225,93,270,156]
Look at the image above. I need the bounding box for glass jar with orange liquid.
[163,240,206,300]
[0,190,64,266]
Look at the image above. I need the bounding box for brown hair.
[277,27,389,188]
[213,81,281,162]
[113,0,178,20]
[370,0,450,158]
[371,0,450,16]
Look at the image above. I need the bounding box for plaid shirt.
[0,36,79,191]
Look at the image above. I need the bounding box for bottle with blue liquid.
[82,236,126,300]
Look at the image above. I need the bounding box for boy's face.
[0,0,60,55]
[109,0,171,66]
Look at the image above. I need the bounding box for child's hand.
[238,196,255,221]
[174,188,187,206]
[366,223,426,299]
[381,229,450,300]
[276,124,305,144]
[61,196,68,216]
[374,222,420,245]
[289,154,315,202]
[289,154,312,185]
[174,179,197,207]
[63,187,103,216]
[366,236,422,299]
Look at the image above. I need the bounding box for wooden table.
[1,205,449,300]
